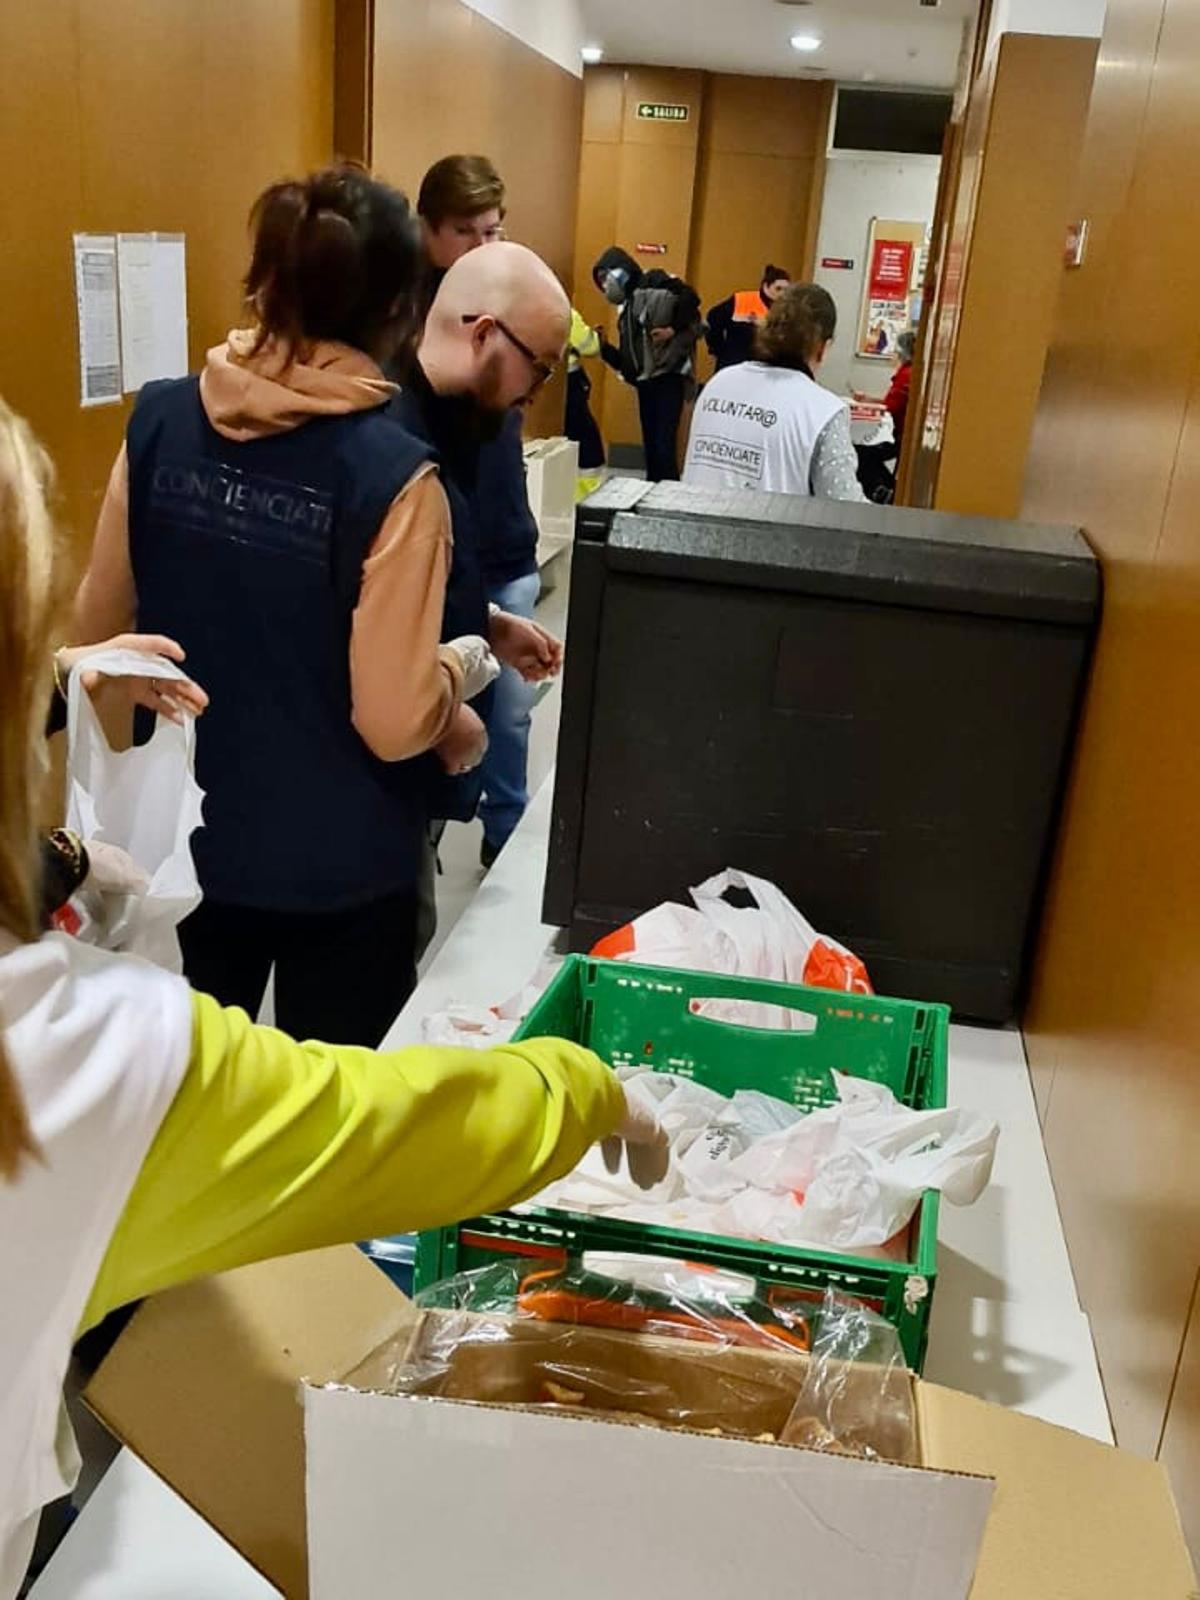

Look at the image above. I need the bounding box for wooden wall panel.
[0,0,333,557]
[620,66,704,150]
[689,77,832,382]
[1020,0,1200,1513]
[1012,0,1164,532]
[0,3,87,541]
[926,35,1098,518]
[690,151,821,296]
[896,118,961,507]
[334,0,375,163]
[573,134,621,439]
[904,65,991,509]
[567,65,703,448]
[573,66,832,451]
[701,72,829,159]
[573,66,625,442]
[608,67,703,447]
[897,0,988,506]
[371,0,583,436]
[582,63,624,144]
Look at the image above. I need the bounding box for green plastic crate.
[416,957,949,1370]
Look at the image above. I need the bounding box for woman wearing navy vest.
[73,167,498,1046]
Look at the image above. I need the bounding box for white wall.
[459,0,586,77]
[812,152,942,398]
[986,0,1106,53]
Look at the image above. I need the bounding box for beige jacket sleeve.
[350,466,464,760]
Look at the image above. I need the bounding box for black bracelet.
[40,829,90,926]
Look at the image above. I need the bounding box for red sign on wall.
[867,238,914,301]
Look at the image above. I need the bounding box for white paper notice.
[117,232,189,392]
[115,233,155,392]
[150,233,189,379]
[73,234,122,407]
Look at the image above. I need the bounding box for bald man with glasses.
[409,157,564,880]
[393,241,568,952]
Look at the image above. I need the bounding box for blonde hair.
[0,397,57,1178]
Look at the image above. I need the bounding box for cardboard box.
[523,435,578,568]
[87,1247,1198,1600]
[308,1308,991,1599]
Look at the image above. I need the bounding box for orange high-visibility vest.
[732,289,768,323]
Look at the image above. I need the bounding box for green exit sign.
[636,101,690,122]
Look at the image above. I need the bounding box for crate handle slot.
[684,996,820,1035]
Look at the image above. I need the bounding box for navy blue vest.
[126,377,436,911]
[389,373,493,822]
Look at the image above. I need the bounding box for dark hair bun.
[245,165,420,357]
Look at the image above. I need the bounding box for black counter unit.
[544,480,1100,1023]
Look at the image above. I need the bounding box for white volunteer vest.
[683,361,846,494]
[0,933,191,1598]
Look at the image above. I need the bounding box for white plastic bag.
[420,959,561,1050]
[64,648,205,973]
[530,1067,998,1256]
[420,1006,518,1049]
[690,869,869,992]
[592,867,872,1016]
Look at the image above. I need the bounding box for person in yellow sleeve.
[0,396,663,1600]
[565,306,606,498]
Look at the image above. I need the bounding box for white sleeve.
[810,408,867,502]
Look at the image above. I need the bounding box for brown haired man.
[410,154,560,879]
[418,154,506,270]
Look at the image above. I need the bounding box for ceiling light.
[581,43,604,64]
[790,33,822,52]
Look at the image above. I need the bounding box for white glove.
[446,634,502,700]
[602,1091,671,1191]
[84,840,151,896]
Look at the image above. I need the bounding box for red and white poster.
[858,226,918,360]
[867,238,914,301]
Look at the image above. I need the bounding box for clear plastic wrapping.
[781,1289,916,1463]
[344,1260,916,1463]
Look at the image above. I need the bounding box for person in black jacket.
[705,265,791,372]
[593,247,702,481]
[416,155,559,871]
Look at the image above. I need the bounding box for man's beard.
[447,392,509,445]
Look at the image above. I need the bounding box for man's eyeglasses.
[461,314,556,394]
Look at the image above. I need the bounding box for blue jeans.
[480,570,542,851]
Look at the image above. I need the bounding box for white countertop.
[31,773,1110,1598]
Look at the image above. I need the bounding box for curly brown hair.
[754,282,837,372]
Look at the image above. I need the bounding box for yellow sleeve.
[570,308,601,360]
[81,992,623,1331]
